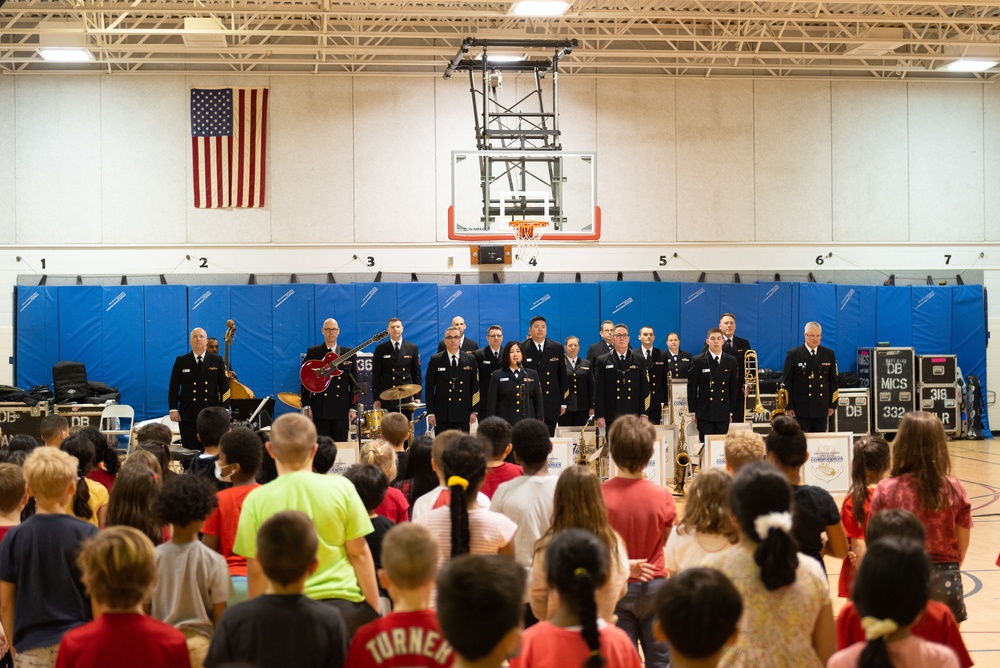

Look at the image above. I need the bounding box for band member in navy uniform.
[300,318,357,442]
[688,327,740,442]
[473,325,505,393]
[595,324,651,429]
[664,332,692,379]
[585,320,615,368]
[486,341,544,426]
[702,313,752,422]
[169,327,231,452]
[559,335,594,427]
[437,315,479,353]
[638,326,668,424]
[782,321,839,433]
[372,317,422,412]
[521,316,568,436]
[426,326,480,433]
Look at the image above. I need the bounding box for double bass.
[224,320,255,400]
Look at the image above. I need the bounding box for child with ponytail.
[827,537,959,667]
[60,434,110,528]
[414,435,517,568]
[703,461,835,666]
[512,529,641,668]
[838,435,890,598]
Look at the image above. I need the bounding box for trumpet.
[771,385,789,422]
[745,349,771,422]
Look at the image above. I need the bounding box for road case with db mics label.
[0,402,50,447]
[919,385,961,437]
[857,348,915,435]
[834,389,871,436]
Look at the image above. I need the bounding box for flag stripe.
[191,87,266,209]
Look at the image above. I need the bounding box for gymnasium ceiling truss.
[2,0,1000,80]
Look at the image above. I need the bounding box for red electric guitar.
[299,329,388,394]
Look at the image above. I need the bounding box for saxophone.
[668,371,691,494]
[771,385,789,422]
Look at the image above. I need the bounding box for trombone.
[744,349,771,422]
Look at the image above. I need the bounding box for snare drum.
[361,409,387,438]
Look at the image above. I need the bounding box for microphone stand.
[516,361,528,419]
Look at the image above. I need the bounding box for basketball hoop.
[509,220,548,266]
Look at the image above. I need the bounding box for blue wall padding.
[952,285,991,436]
[835,286,877,373]
[640,282,682,348]
[559,284,600,347]
[438,285,479,344]
[875,285,913,347]
[680,283,721,355]
[272,284,314,417]
[757,283,797,371]
[314,284,355,345]
[143,285,188,418]
[229,286,274,401]
[13,282,989,433]
[102,286,147,416]
[911,287,953,354]
[14,286,60,390]
[479,284,520,344]
[519,284,563,342]
[58,286,104,381]
[397,283,439,377]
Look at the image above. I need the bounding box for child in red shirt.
[201,428,262,604]
[477,417,522,499]
[363,441,410,524]
[838,435,889,598]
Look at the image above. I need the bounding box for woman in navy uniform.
[559,335,594,427]
[486,341,545,426]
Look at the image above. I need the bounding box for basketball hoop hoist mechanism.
[444,38,578,229]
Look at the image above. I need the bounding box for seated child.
[436,555,525,668]
[55,527,190,668]
[150,475,232,668]
[201,428,263,605]
[343,464,395,610]
[835,508,972,667]
[0,448,99,667]
[347,524,453,667]
[476,417,521,499]
[205,511,349,668]
[827,537,959,667]
[653,568,742,668]
[188,407,233,491]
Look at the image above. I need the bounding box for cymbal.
[379,384,422,401]
[277,392,302,409]
[399,401,424,410]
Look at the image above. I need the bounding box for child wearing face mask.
[188,407,234,492]
[202,428,263,606]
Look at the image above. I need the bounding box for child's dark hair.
[343,464,389,513]
[78,427,122,477]
[395,435,436,505]
[441,435,488,557]
[221,427,264,480]
[608,415,655,472]
[849,435,890,524]
[731,461,799,591]
[140,442,172,480]
[765,416,808,468]
[256,429,277,484]
[476,416,513,460]
[654,568,742,660]
[312,436,337,474]
[510,418,552,467]
[546,529,609,668]
[257,510,318,587]
[60,434,95,521]
[107,466,163,546]
[39,414,68,442]
[437,555,525,661]
[136,422,172,446]
[865,508,926,546]
[155,474,218,527]
[852,538,930,668]
[196,406,232,448]
[0,464,26,514]
[6,435,40,454]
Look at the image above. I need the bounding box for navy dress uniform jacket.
[782,345,839,418]
[594,350,651,424]
[473,347,504,396]
[425,350,481,423]
[520,338,569,420]
[639,347,668,423]
[686,352,740,423]
[168,351,231,420]
[372,339,422,402]
[565,358,595,412]
[486,367,545,425]
[299,344,357,419]
[665,350,693,379]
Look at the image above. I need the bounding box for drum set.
[277,383,428,441]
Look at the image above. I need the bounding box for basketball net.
[509,220,548,266]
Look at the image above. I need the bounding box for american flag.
[190,87,268,208]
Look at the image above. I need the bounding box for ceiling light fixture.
[509,1,571,17]
[37,20,94,63]
[941,59,997,72]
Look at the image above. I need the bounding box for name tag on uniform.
[606,364,615,369]
[525,357,534,363]
[702,368,711,373]
[383,354,392,359]
[182,369,191,373]
[437,367,446,371]
[500,377,511,382]
[549,357,560,362]
[403,355,412,359]
[484,360,493,365]
[821,362,831,366]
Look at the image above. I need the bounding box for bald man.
[301,317,358,441]
[168,327,230,452]
[437,315,479,352]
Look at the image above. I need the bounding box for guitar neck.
[327,331,387,368]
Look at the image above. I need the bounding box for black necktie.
[494,350,500,363]
[451,355,458,369]
[394,341,400,354]
[196,355,203,366]
[723,339,732,354]
[645,349,651,363]
[711,355,719,371]
[810,348,816,357]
